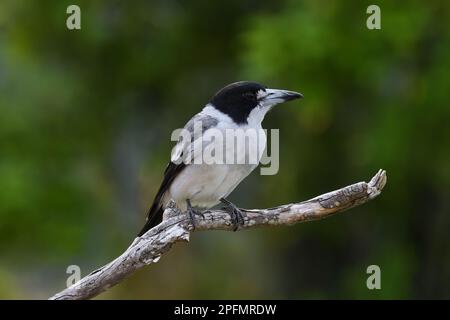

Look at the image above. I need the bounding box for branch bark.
[49,169,387,300]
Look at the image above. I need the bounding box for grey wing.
[171,113,219,165]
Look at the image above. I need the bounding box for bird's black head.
[210,81,302,124]
[210,81,265,124]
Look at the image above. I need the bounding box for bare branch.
[49,169,387,300]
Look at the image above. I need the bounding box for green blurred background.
[1,0,449,299]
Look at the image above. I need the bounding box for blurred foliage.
[0,0,449,299]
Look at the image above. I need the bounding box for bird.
[137,81,302,236]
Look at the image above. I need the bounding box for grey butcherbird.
[138,81,302,236]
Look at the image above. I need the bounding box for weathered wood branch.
[49,169,387,300]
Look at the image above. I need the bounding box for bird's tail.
[137,201,164,237]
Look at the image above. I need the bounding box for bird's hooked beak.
[258,88,303,108]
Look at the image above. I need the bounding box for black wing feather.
[137,161,186,236]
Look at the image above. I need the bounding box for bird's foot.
[186,199,205,230]
[220,198,245,231]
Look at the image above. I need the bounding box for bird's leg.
[219,197,245,231]
[186,199,204,230]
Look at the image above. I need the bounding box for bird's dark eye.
[242,92,255,99]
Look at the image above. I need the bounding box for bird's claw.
[186,199,204,230]
[220,198,245,231]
